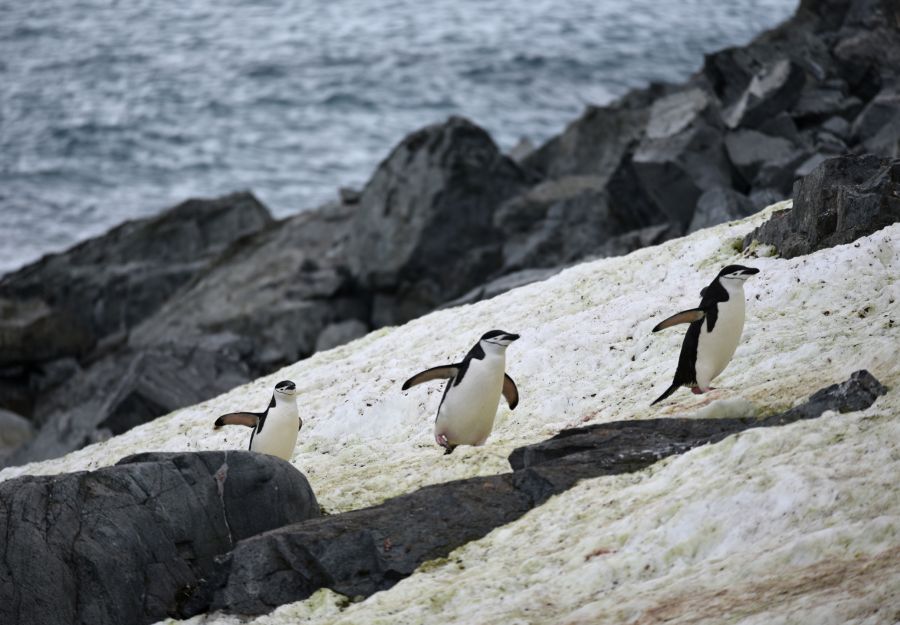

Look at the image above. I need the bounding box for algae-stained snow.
[4,201,900,624]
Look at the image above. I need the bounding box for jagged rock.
[2,347,250,468]
[338,186,361,204]
[347,117,534,323]
[131,201,363,373]
[508,137,535,162]
[723,60,807,129]
[744,154,900,257]
[851,87,900,156]
[494,176,613,272]
[0,192,273,341]
[315,319,369,352]
[724,129,801,186]
[200,371,884,617]
[758,112,803,144]
[522,88,654,181]
[822,115,851,139]
[0,297,93,367]
[688,187,757,233]
[0,451,319,625]
[790,84,862,122]
[0,408,33,461]
[632,87,733,228]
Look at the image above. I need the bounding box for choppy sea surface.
[0,0,797,274]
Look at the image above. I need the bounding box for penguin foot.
[691,386,716,395]
[435,433,454,454]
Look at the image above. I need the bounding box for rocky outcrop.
[0,451,319,625]
[348,116,535,324]
[744,154,900,257]
[199,371,885,617]
[5,0,900,469]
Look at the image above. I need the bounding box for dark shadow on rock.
[200,370,885,617]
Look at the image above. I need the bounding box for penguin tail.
[651,383,680,406]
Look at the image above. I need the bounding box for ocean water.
[0,0,797,275]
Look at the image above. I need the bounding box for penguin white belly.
[696,294,745,388]
[250,405,300,460]
[436,356,505,447]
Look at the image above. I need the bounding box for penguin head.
[274,380,298,398]
[716,265,759,286]
[479,330,519,353]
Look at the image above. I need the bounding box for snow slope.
[3,201,899,623]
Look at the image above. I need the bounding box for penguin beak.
[742,268,760,276]
[504,333,520,342]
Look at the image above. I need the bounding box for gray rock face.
[200,371,884,618]
[744,154,900,257]
[688,187,757,233]
[0,192,273,341]
[315,319,369,352]
[0,297,93,367]
[0,408,34,462]
[632,87,733,228]
[348,117,534,322]
[724,129,802,186]
[724,60,807,129]
[0,451,319,625]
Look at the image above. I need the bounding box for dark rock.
[723,60,807,129]
[494,176,615,272]
[338,186,361,205]
[758,112,803,144]
[822,115,851,139]
[744,154,900,257]
[632,87,733,228]
[851,87,900,156]
[522,89,654,182]
[314,319,369,352]
[748,187,788,210]
[0,451,319,625]
[201,371,884,617]
[688,187,757,233]
[0,192,273,341]
[593,223,680,257]
[0,408,34,461]
[347,117,534,322]
[0,297,93,367]
[724,129,801,186]
[790,85,862,122]
[3,347,250,468]
[794,152,831,178]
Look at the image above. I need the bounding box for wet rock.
[744,154,900,257]
[723,60,807,129]
[0,451,319,625]
[201,371,884,618]
[632,87,732,228]
[688,187,757,233]
[0,192,273,341]
[347,117,534,323]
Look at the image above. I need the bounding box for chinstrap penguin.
[213,380,302,460]
[402,330,520,454]
[651,265,759,405]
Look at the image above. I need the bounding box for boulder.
[632,87,733,228]
[723,60,807,129]
[724,129,801,186]
[688,187,757,233]
[0,192,273,341]
[2,347,250,468]
[200,371,884,617]
[347,117,534,322]
[744,154,900,257]
[0,297,93,367]
[0,408,34,461]
[851,87,900,156]
[0,451,319,625]
[443,267,563,307]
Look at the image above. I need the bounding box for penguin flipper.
[402,365,459,390]
[214,412,260,429]
[651,383,680,406]
[652,308,706,332]
[502,374,519,410]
